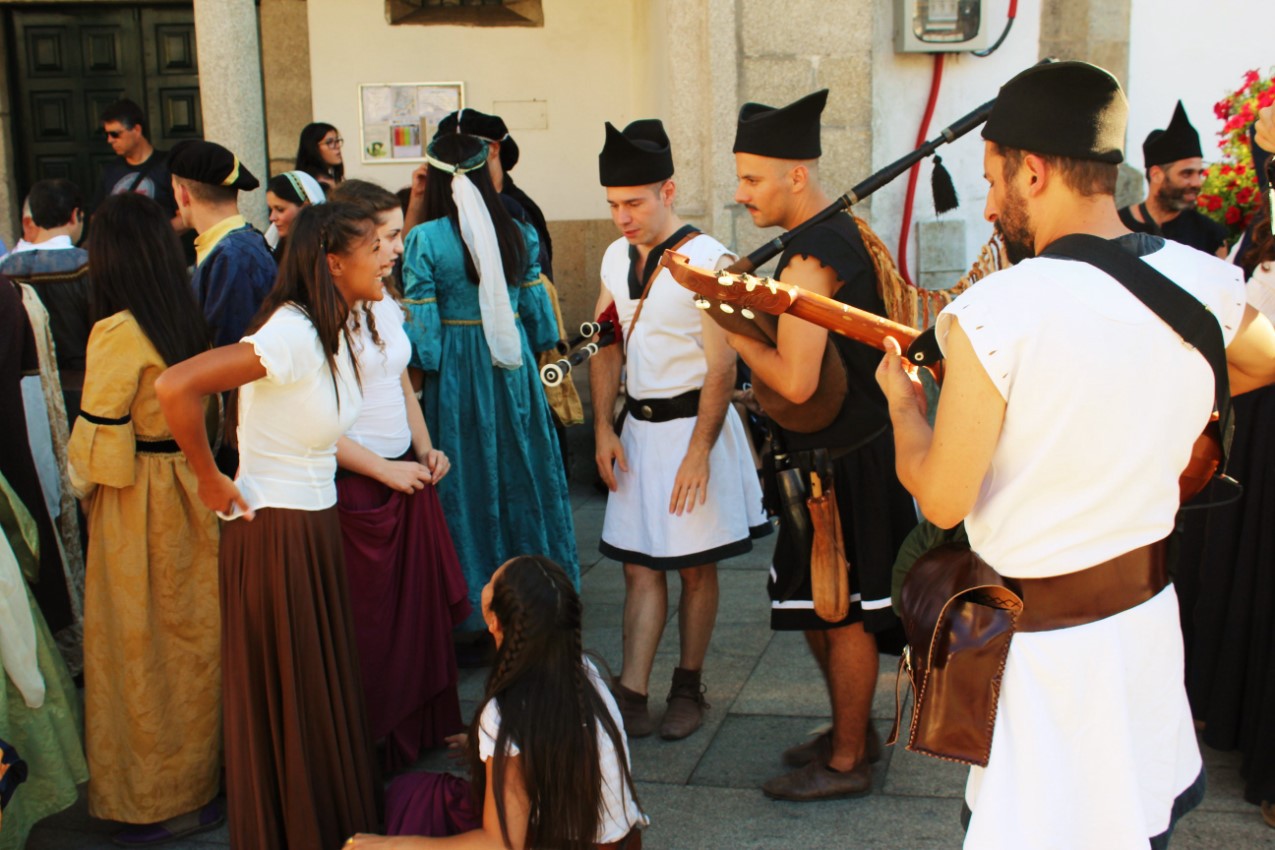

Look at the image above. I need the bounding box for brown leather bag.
[806,473,850,622]
[888,543,1022,767]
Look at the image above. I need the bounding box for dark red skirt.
[337,470,471,770]
[220,506,380,850]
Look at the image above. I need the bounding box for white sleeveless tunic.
[936,240,1245,848]
[598,233,767,568]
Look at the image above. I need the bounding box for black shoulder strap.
[1041,233,1233,469]
[124,150,162,194]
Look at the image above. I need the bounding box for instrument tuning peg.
[720,303,736,314]
[741,308,755,320]
[694,297,711,310]
[766,280,778,295]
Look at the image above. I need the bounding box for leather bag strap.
[625,231,701,350]
[1041,233,1234,471]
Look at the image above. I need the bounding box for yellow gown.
[68,311,221,823]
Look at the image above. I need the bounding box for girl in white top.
[326,179,471,771]
[349,555,648,850]
[156,201,393,850]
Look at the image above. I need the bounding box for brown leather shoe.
[1262,800,1275,829]
[612,681,654,738]
[781,721,883,768]
[659,667,708,740]
[761,759,872,802]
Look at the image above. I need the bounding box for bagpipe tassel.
[931,155,959,214]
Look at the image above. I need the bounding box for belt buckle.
[640,404,654,419]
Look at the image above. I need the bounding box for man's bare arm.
[590,287,626,491]
[725,253,837,404]
[1227,303,1275,395]
[877,320,1005,529]
[669,310,737,515]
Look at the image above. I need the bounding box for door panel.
[9,6,198,202]
[142,8,201,148]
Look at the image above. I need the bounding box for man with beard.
[876,61,1275,848]
[727,90,916,801]
[1119,101,1228,257]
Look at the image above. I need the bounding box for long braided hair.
[472,556,637,850]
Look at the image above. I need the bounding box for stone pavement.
[26,476,1275,850]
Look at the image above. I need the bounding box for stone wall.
[1039,0,1132,92]
[259,0,313,177]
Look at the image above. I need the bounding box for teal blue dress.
[402,217,578,627]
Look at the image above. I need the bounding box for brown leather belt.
[597,826,643,850]
[1003,540,1168,633]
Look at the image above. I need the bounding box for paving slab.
[636,781,968,850]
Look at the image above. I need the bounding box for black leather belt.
[624,389,701,423]
[136,438,182,454]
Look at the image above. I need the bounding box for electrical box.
[895,0,988,53]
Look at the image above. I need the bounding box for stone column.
[1038,0,1141,206]
[193,0,270,228]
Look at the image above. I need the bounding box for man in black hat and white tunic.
[592,119,768,742]
[1119,101,1228,257]
[877,60,1275,847]
[726,90,916,802]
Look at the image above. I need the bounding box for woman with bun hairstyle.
[156,200,389,849]
[327,178,471,771]
[348,555,647,849]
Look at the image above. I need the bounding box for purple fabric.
[385,771,479,837]
[337,472,472,770]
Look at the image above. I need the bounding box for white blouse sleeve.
[242,307,323,386]
[477,698,520,762]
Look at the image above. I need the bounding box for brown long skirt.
[220,506,380,849]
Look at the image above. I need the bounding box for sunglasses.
[105,129,126,139]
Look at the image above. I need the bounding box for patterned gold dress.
[68,311,221,823]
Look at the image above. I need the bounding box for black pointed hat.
[435,108,521,173]
[733,90,827,159]
[598,119,674,187]
[1142,101,1202,167]
[982,61,1127,164]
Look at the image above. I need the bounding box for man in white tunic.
[591,119,768,741]
[877,61,1275,849]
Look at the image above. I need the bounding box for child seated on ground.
[348,555,647,850]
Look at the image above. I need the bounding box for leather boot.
[612,681,654,738]
[781,719,883,768]
[660,667,708,740]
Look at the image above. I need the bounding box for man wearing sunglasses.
[92,99,184,237]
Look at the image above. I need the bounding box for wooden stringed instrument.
[662,250,1222,505]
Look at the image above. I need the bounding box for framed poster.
[358,82,464,163]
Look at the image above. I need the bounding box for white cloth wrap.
[0,531,44,708]
[451,172,522,369]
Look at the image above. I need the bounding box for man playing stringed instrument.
[726,90,917,802]
[591,119,769,742]
[876,61,1275,848]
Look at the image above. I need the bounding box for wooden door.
[7,6,198,202]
